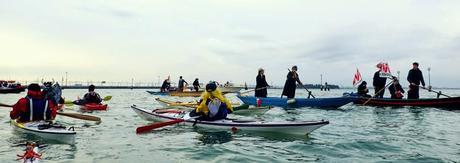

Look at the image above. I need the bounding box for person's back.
[160,79,170,92]
[373,67,387,98]
[10,84,57,122]
[193,78,200,92]
[83,85,102,104]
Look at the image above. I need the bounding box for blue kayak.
[236,95,355,108]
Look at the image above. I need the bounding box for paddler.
[160,77,171,92]
[189,82,233,121]
[16,141,41,162]
[357,81,372,98]
[192,78,200,92]
[255,68,269,98]
[373,63,387,98]
[10,83,58,122]
[178,76,188,92]
[281,65,302,99]
[74,85,102,105]
[407,62,425,99]
[388,77,405,99]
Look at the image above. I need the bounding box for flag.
[379,62,392,78]
[353,68,362,86]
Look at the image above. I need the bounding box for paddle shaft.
[136,115,200,134]
[362,80,394,105]
[0,102,101,122]
[413,84,451,98]
[239,86,269,95]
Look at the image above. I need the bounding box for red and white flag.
[378,62,392,78]
[352,68,362,86]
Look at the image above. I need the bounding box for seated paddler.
[189,81,233,121]
[10,83,57,122]
[74,85,102,105]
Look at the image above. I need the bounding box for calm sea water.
[0,88,459,162]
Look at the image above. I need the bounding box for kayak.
[131,105,329,135]
[352,96,460,108]
[169,91,204,97]
[81,103,108,111]
[155,98,199,109]
[236,95,355,108]
[220,86,244,93]
[146,91,169,96]
[11,119,76,144]
[155,98,241,108]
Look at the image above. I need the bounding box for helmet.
[205,82,217,92]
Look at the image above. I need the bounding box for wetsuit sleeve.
[10,98,27,119]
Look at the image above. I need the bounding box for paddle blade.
[103,96,112,101]
[57,112,101,122]
[136,119,184,134]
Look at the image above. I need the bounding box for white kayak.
[11,120,76,144]
[132,105,329,135]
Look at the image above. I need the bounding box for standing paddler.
[178,76,188,92]
[281,65,303,99]
[192,78,200,92]
[373,63,387,98]
[407,62,425,99]
[255,68,269,98]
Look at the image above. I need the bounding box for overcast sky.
[1,0,460,87]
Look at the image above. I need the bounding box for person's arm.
[10,98,27,119]
[419,70,425,87]
[96,93,102,103]
[407,70,414,85]
[48,100,58,120]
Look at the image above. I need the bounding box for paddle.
[362,80,394,105]
[413,84,451,98]
[136,115,199,134]
[287,69,316,99]
[238,86,269,96]
[0,102,101,122]
[64,96,112,106]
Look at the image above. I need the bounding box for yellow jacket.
[196,88,233,115]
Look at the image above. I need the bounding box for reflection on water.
[195,129,233,145]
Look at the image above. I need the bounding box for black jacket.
[282,71,298,98]
[407,68,425,86]
[373,71,387,87]
[255,74,269,97]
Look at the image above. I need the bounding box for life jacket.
[202,98,228,119]
[19,97,52,122]
[84,92,101,104]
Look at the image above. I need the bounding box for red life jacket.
[18,97,52,122]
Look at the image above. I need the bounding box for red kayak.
[81,103,108,111]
